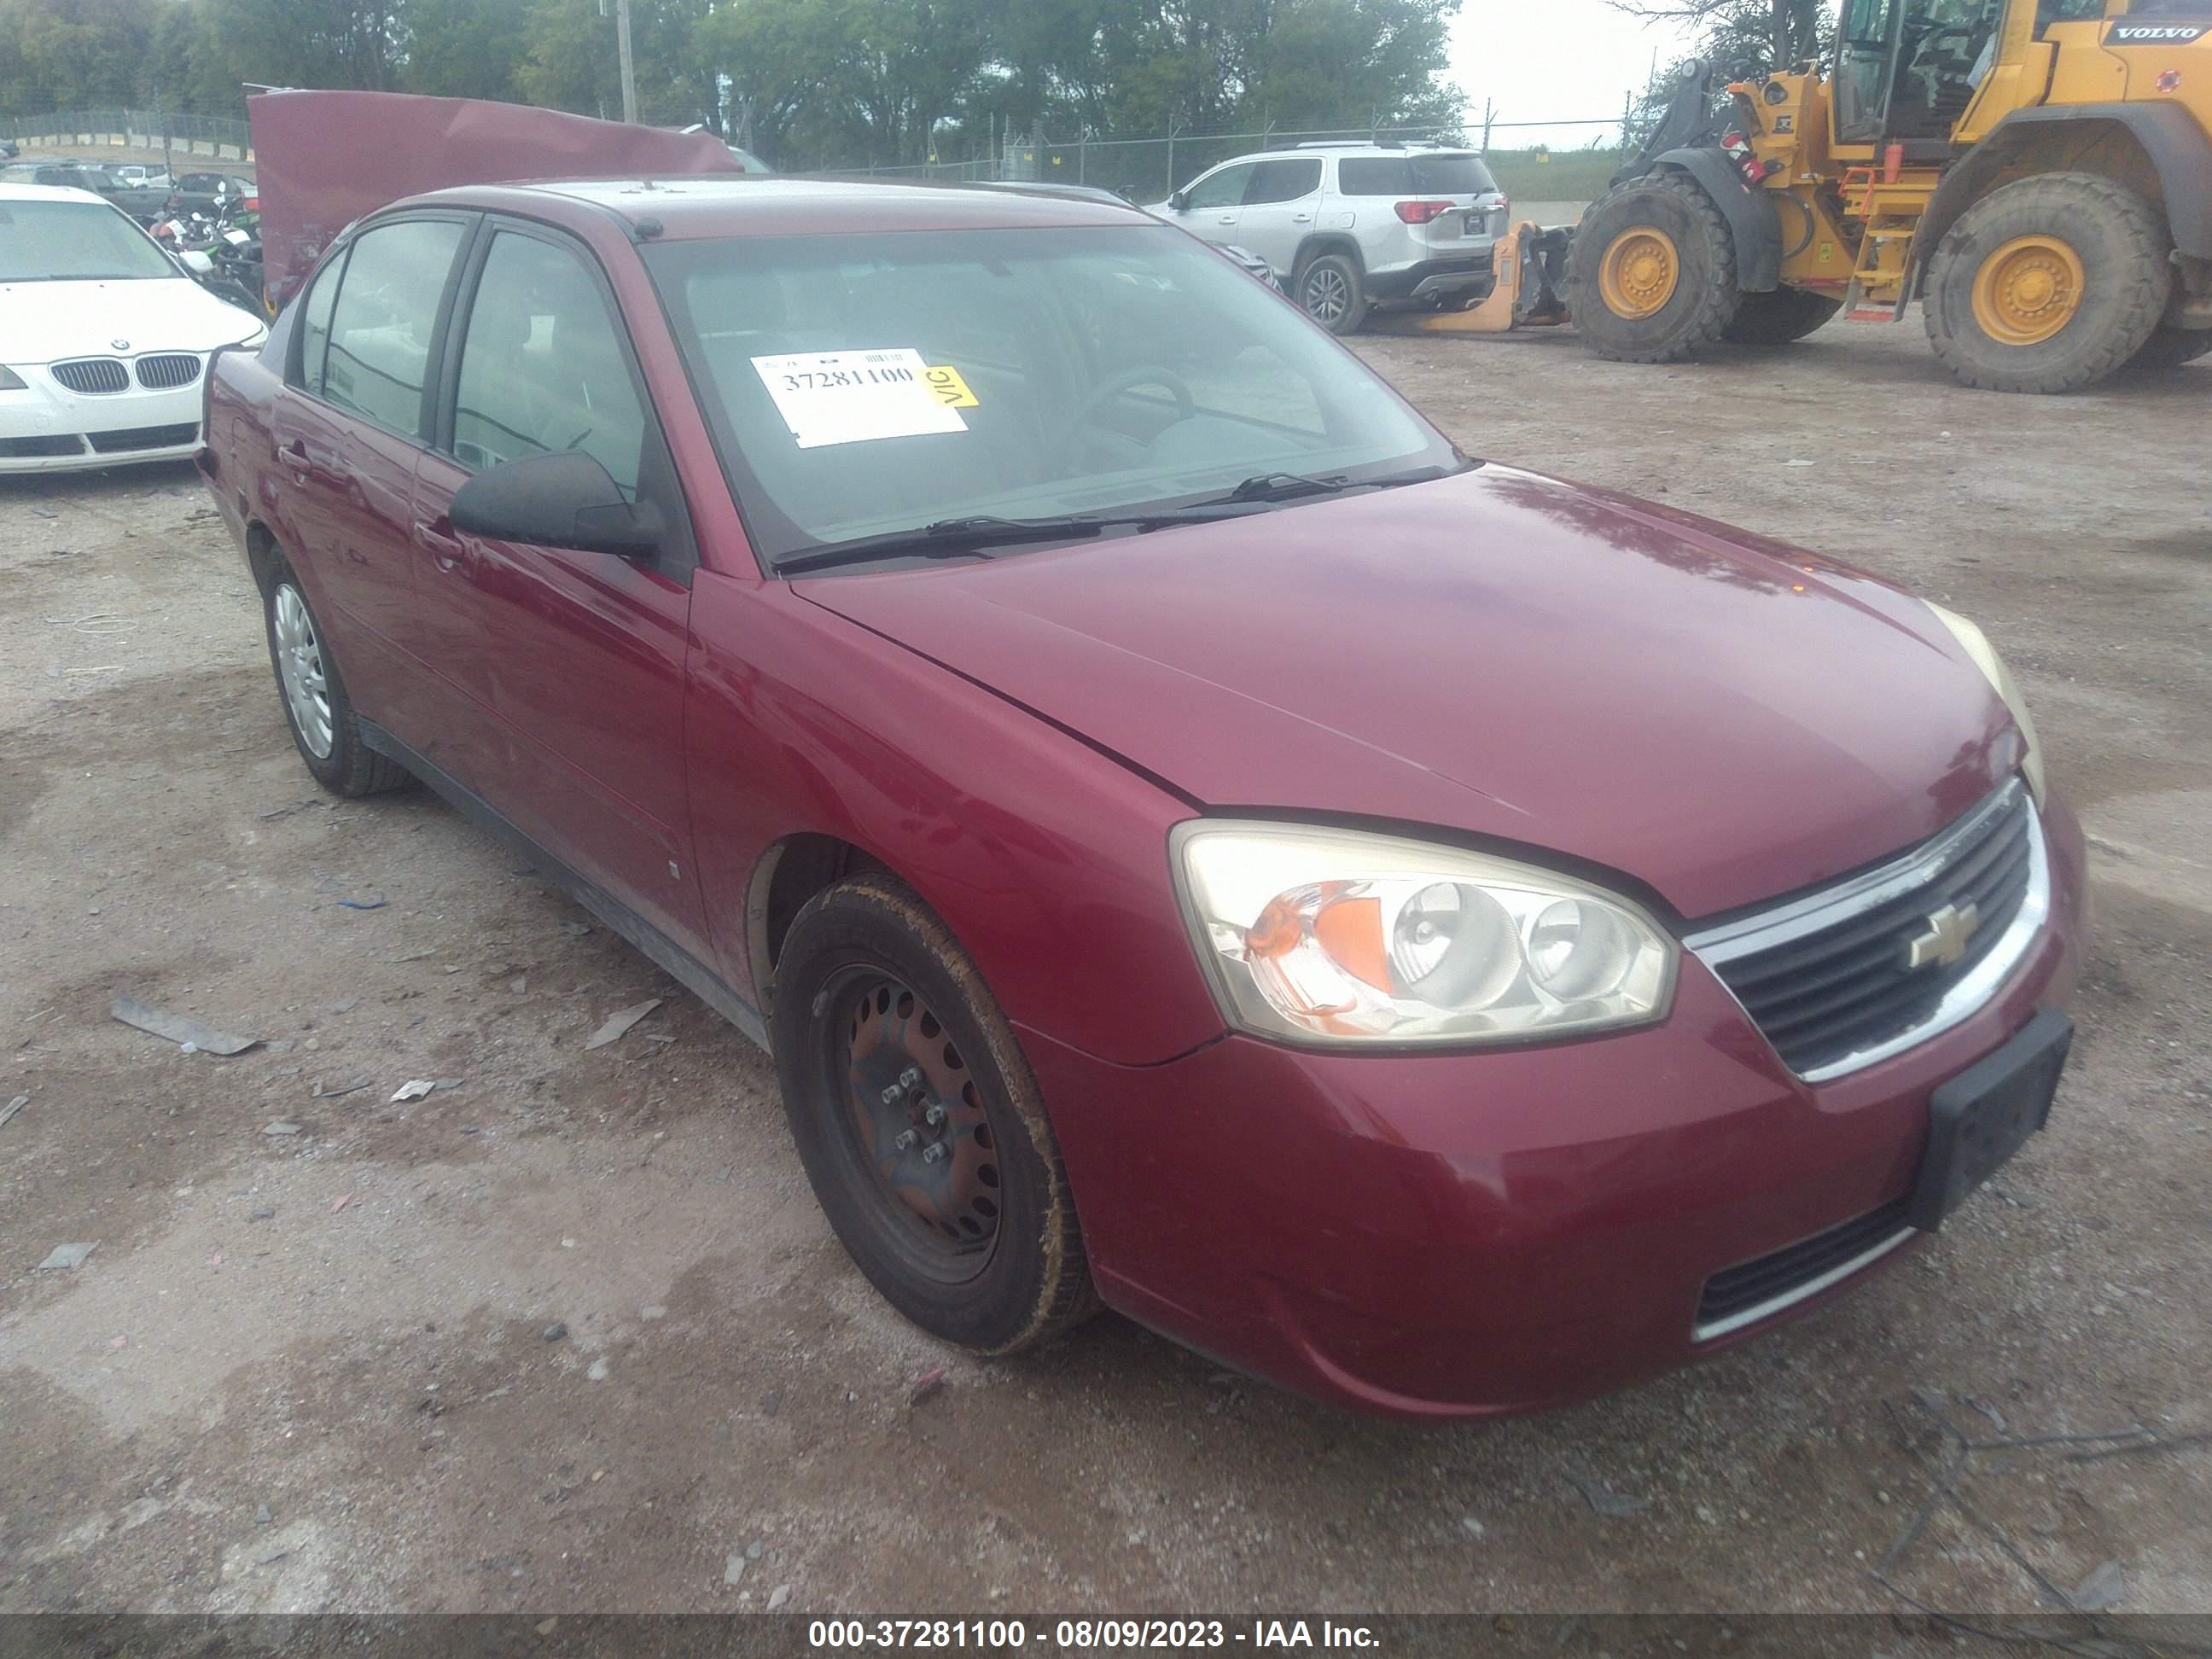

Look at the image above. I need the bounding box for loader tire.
[2123,327,2212,373]
[1724,286,1842,346]
[1923,172,2172,394]
[1569,172,1742,364]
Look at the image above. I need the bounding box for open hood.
[796,466,2020,921]
[248,90,742,306]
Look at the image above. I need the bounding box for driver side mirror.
[448,450,661,559]
[1167,189,1189,211]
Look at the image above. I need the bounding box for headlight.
[1926,602,2044,803]
[0,365,26,391]
[1171,822,1677,1048]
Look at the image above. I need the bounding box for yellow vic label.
[924,364,980,408]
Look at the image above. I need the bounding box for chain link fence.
[3,108,253,161]
[810,118,1631,206]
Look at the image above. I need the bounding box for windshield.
[644,224,1455,567]
[0,198,178,282]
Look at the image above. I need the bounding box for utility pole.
[600,0,638,124]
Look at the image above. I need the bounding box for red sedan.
[200,177,2084,1419]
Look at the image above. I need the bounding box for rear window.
[1336,154,1499,197]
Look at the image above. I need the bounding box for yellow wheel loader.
[1419,0,2211,393]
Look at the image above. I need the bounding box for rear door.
[1233,158,1324,280]
[409,220,708,955]
[266,212,472,736]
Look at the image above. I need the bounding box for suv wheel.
[1296,253,1369,335]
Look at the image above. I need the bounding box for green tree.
[403,0,532,101]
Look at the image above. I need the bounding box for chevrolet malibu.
[199,177,2084,1419]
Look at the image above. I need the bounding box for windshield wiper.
[772,505,1274,577]
[1202,461,1473,509]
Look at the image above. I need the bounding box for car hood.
[0,276,260,365]
[795,466,2022,920]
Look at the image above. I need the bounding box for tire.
[770,872,1097,1354]
[2123,326,2212,373]
[1723,286,1842,346]
[261,562,410,797]
[1569,172,1742,363]
[1295,253,1369,335]
[1923,172,2172,394]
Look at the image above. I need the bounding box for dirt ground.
[1,317,2207,1627]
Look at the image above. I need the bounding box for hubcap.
[1303,266,1349,323]
[1972,234,2085,346]
[272,585,334,759]
[835,974,1000,1281]
[1598,227,1680,320]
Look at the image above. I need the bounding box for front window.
[643,224,1456,570]
[0,198,178,282]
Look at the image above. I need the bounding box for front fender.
[1650,147,1784,292]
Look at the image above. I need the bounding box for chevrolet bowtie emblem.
[1906,901,1982,971]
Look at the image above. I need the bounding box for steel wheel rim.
[827,969,1001,1284]
[272,585,334,759]
[1599,227,1680,320]
[1303,265,1349,323]
[1972,234,2084,346]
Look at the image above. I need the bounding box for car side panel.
[682,571,1224,1066]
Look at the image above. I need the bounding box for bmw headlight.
[1171,822,1677,1048]
[1926,603,2044,803]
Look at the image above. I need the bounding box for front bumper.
[1025,793,2087,1421]
[1,373,204,474]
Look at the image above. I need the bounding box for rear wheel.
[1569,172,1741,363]
[1295,253,1368,335]
[1924,172,2171,393]
[770,873,1097,1353]
[1724,286,1842,346]
[2123,326,2212,373]
[261,563,410,797]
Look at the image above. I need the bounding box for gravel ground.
[1,316,2207,1624]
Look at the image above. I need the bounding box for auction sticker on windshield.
[752,348,969,448]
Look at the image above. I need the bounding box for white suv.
[1151,142,1508,334]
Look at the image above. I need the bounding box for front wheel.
[1568,172,1742,363]
[1923,172,2172,393]
[1295,253,1369,335]
[770,873,1097,1354]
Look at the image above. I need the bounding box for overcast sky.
[1448,0,1701,147]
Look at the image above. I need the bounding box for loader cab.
[1834,0,2009,146]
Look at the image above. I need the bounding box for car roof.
[396,174,1153,241]
[0,181,111,205]
[1208,143,1478,166]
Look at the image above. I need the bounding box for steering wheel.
[1056,366,1196,461]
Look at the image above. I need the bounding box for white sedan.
[1,182,266,474]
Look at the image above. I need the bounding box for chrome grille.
[52,358,131,394]
[135,352,202,390]
[1686,781,2045,1081]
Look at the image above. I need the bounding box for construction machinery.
[1400,0,2211,393]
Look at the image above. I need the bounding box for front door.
[1231,157,1324,281]
[1169,161,1258,249]
[409,222,709,958]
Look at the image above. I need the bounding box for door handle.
[1218,215,1237,224]
[1292,213,1313,223]
[413,518,467,573]
[276,439,312,477]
